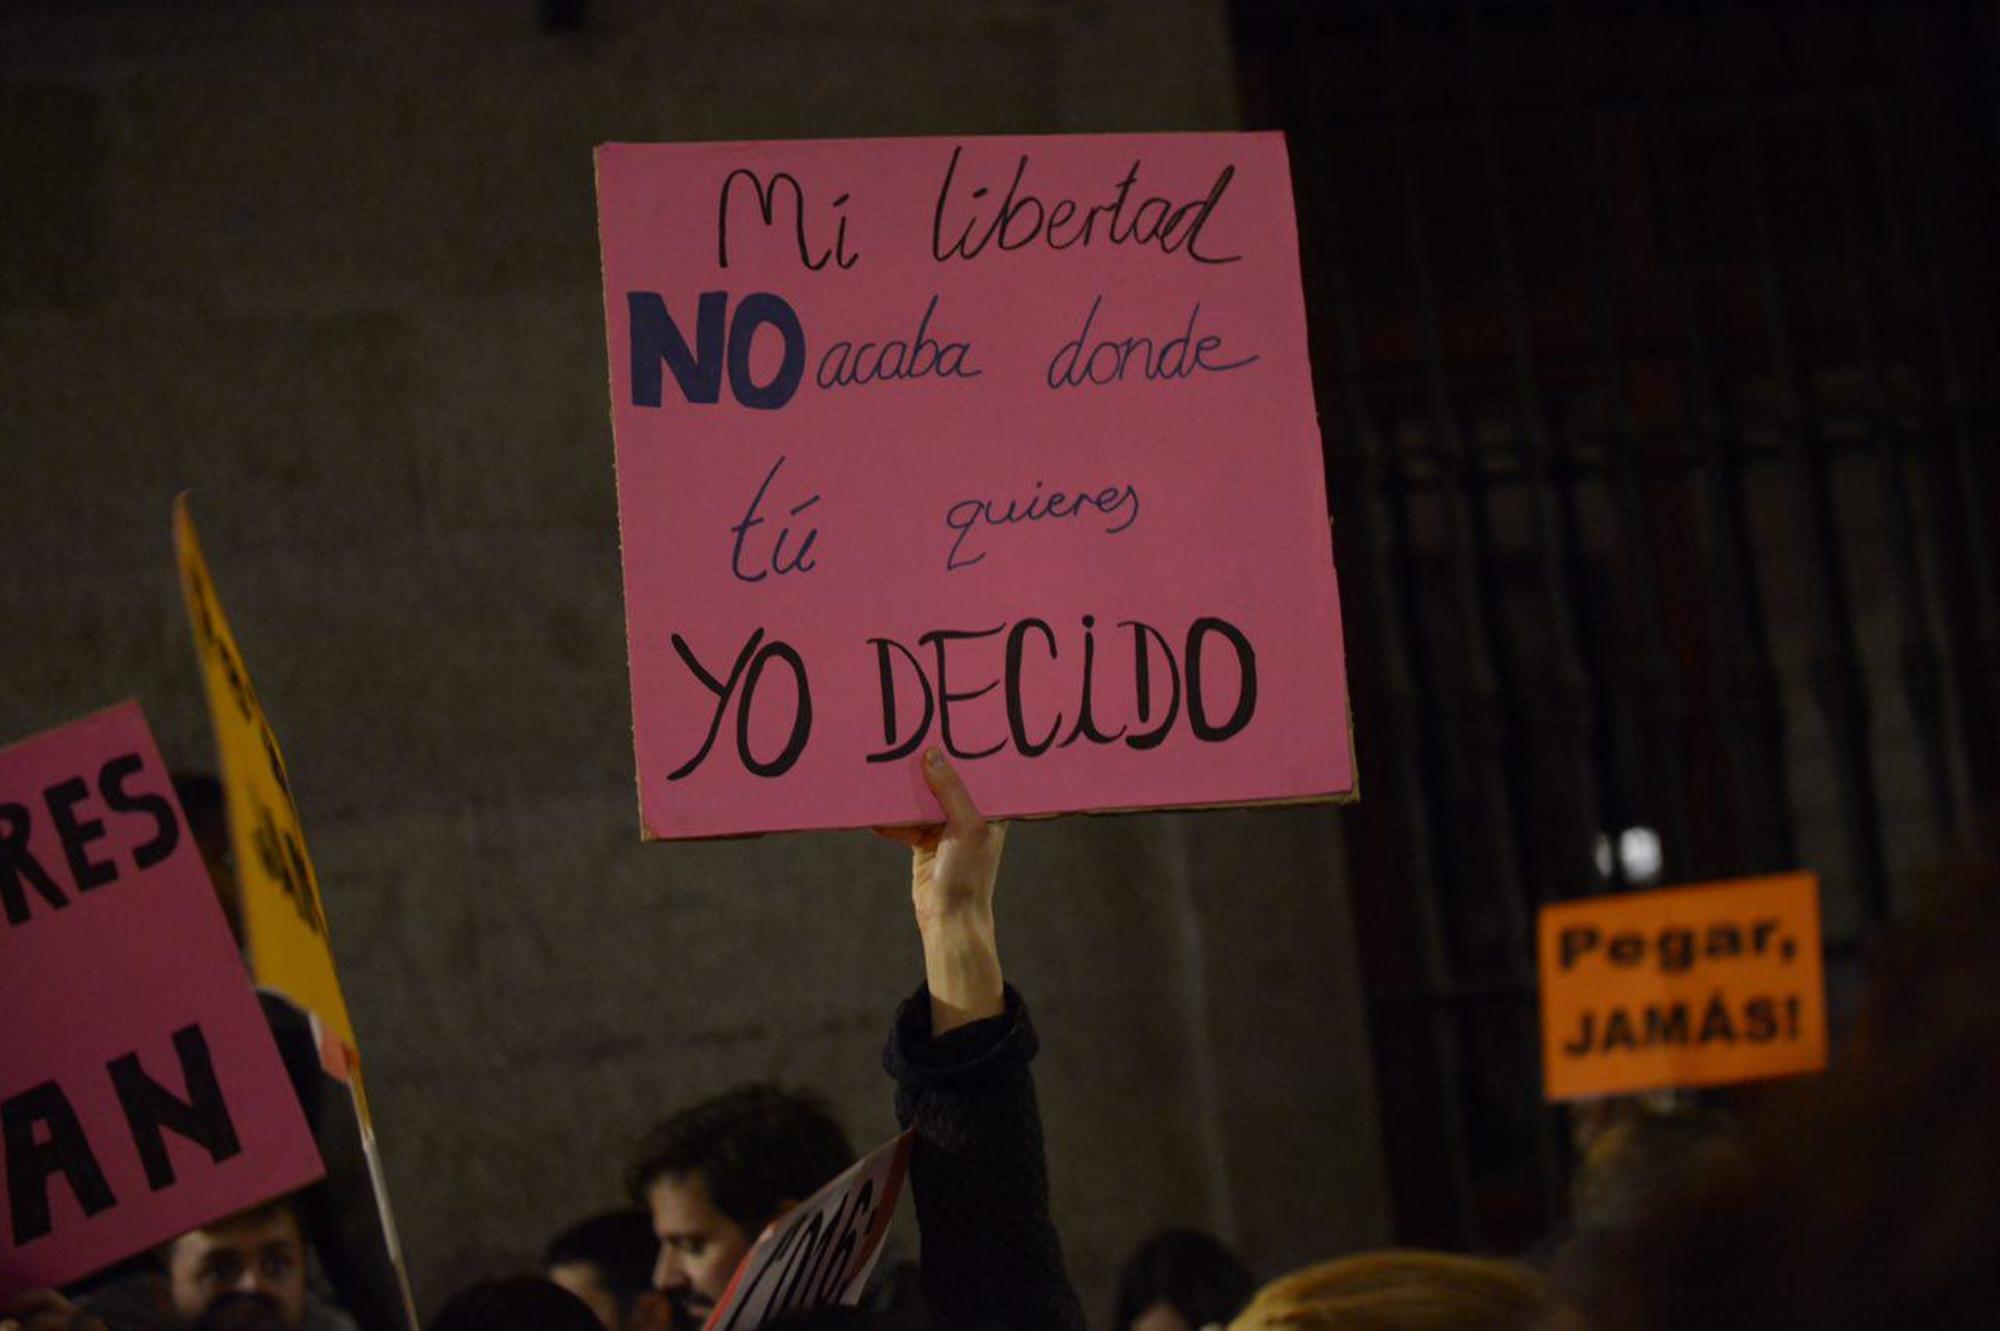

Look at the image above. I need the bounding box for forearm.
[920,906,1004,1034]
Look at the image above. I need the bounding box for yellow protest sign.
[173,496,360,1087]
[1537,872,1828,1101]
[173,499,417,1328]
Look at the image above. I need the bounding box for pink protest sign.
[0,703,323,1296]
[598,133,1352,838]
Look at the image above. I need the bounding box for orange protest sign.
[1537,872,1827,1101]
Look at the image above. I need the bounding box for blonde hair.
[1226,1250,1554,1331]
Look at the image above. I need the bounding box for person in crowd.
[1223,1251,1556,1331]
[427,1278,602,1331]
[162,1202,321,1331]
[541,1210,666,1331]
[73,1199,354,1331]
[1567,858,2000,1331]
[868,748,1085,1331]
[672,749,1084,1331]
[1548,1103,1742,1305]
[170,773,244,947]
[169,772,397,1331]
[626,1084,855,1331]
[1113,1229,1253,1331]
[1,1291,108,1331]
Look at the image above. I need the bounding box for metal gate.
[1230,0,2000,1250]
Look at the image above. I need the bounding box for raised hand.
[876,749,1008,1032]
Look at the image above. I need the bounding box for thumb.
[921,748,982,831]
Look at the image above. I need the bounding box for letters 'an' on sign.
[597,133,1354,838]
[1537,872,1828,1101]
[0,703,323,1296]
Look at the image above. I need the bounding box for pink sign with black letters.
[0,703,323,1296]
[597,132,1352,838]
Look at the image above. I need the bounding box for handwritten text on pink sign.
[0,704,323,1296]
[597,133,1351,838]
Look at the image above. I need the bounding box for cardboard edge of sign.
[596,129,1289,163]
[1544,1056,1828,1106]
[0,698,147,759]
[599,144,666,849]
[638,784,1359,843]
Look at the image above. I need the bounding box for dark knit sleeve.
[881,984,1086,1331]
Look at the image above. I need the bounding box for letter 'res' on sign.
[0,703,323,1296]
[172,497,361,1093]
[1537,872,1828,1102]
[702,1131,912,1331]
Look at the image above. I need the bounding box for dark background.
[1235,0,2000,1250]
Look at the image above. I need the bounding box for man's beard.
[192,1292,293,1331]
[665,1289,715,1331]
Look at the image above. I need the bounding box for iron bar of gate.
[1380,412,1491,1252]
[1383,5,1562,1231]
[1897,9,2000,802]
[1641,0,1797,876]
[1463,1,1604,910]
[1822,4,1962,853]
[1721,2,1891,921]
[1291,16,1479,1248]
[1555,0,1694,889]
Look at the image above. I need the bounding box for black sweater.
[882,985,1087,1331]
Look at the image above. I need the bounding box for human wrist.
[917,896,995,940]
[921,912,1003,1032]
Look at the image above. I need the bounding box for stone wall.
[0,1,1389,1319]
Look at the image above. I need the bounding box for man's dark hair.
[155,1197,305,1268]
[1113,1229,1253,1331]
[170,771,228,850]
[431,1277,603,1331]
[172,769,245,948]
[542,1209,658,1312]
[626,1084,854,1233]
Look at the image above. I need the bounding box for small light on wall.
[1618,826,1663,885]
[1592,826,1664,887]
